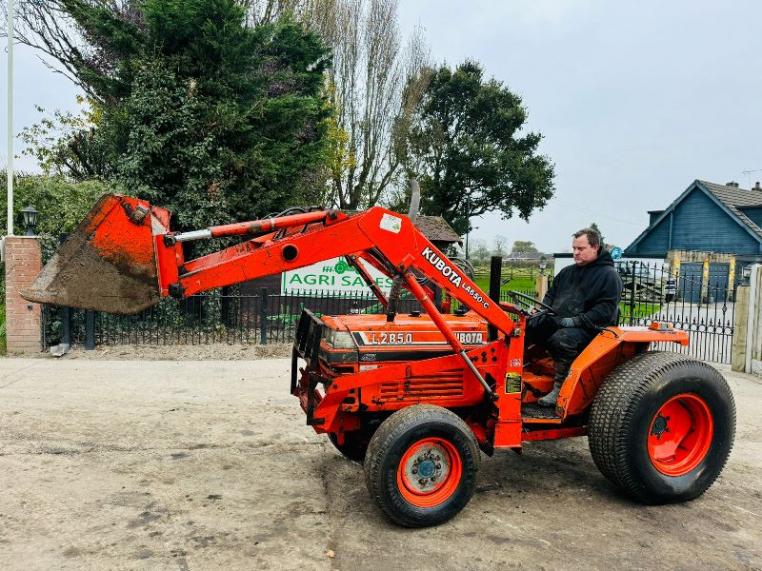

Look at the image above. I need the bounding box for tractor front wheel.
[328,430,371,463]
[364,405,480,527]
[589,351,735,504]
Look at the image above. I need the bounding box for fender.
[557,326,689,418]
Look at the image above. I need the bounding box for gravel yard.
[0,356,760,570]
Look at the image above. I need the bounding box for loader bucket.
[21,194,171,315]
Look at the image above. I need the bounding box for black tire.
[328,430,370,463]
[589,351,735,504]
[364,405,480,528]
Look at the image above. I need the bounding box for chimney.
[754,181,762,192]
[726,181,740,187]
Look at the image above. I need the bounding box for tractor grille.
[378,373,464,402]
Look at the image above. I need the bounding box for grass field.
[473,273,538,296]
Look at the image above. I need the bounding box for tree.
[0,171,117,260]
[299,0,430,209]
[469,239,490,266]
[11,0,331,230]
[511,240,539,256]
[399,60,555,235]
[493,235,507,257]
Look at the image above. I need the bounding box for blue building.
[626,179,762,257]
[625,179,762,300]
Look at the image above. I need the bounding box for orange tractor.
[23,195,735,527]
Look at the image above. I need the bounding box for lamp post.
[21,205,39,236]
[7,0,15,236]
[536,255,549,300]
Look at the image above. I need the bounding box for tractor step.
[521,403,562,423]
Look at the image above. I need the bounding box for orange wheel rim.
[647,393,714,476]
[396,437,463,508]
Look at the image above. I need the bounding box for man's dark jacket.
[543,251,623,329]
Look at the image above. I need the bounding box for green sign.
[282,257,394,295]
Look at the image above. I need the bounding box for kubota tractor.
[23,195,735,528]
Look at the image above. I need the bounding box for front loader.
[23,195,736,527]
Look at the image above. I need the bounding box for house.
[624,179,762,300]
[414,215,462,252]
[503,251,544,263]
[625,179,762,258]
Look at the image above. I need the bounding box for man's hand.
[558,317,578,328]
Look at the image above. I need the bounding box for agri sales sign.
[281,257,394,296]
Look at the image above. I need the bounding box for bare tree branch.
[300,0,428,209]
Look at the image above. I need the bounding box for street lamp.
[21,205,39,236]
[539,255,547,275]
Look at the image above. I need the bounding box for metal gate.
[617,261,735,364]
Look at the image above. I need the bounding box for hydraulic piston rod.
[172,210,338,243]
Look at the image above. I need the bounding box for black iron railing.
[615,260,737,364]
[41,261,738,364]
[42,287,537,350]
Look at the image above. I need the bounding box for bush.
[0,172,118,261]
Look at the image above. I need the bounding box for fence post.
[260,287,268,345]
[535,273,548,300]
[62,307,72,346]
[488,256,502,341]
[745,265,762,374]
[85,310,96,350]
[220,285,232,327]
[731,284,749,372]
[628,261,637,325]
[3,236,43,353]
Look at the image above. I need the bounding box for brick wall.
[4,237,42,353]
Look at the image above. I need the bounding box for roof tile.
[698,180,762,240]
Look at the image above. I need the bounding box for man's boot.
[538,376,564,407]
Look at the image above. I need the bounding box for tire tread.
[364,404,480,527]
[589,351,735,503]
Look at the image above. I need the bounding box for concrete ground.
[0,357,760,571]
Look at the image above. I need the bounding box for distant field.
[473,272,539,297]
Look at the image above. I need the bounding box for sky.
[397,0,762,253]
[2,0,762,253]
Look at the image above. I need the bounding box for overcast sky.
[398,0,762,253]
[2,1,761,253]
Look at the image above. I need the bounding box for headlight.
[323,329,355,349]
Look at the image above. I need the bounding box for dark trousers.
[525,314,596,382]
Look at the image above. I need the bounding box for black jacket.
[543,251,623,329]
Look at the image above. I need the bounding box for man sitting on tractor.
[527,228,623,407]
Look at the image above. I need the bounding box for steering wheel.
[506,290,555,318]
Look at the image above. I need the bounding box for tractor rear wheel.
[364,405,480,527]
[589,351,735,504]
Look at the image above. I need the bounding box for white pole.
[744,264,759,374]
[6,0,14,236]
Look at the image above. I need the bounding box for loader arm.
[158,204,521,397]
[158,205,519,337]
[23,195,523,396]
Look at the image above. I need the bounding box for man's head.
[572,228,602,266]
